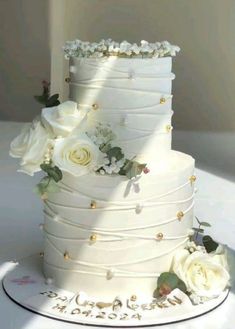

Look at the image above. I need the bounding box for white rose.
[41,101,85,137]
[52,134,104,177]
[172,249,230,298]
[10,120,50,176]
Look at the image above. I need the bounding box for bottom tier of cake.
[43,151,195,300]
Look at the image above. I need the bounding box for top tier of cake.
[68,56,174,169]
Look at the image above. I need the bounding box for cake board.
[2,254,229,327]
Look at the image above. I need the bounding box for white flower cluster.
[185,240,207,254]
[87,123,116,147]
[189,293,210,305]
[63,39,180,59]
[100,157,125,175]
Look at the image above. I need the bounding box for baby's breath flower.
[63,39,180,59]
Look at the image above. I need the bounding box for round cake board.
[2,254,229,327]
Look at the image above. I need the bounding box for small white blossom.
[185,241,207,253]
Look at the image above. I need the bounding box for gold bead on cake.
[130,295,137,302]
[189,175,197,184]
[90,200,97,209]
[166,125,172,132]
[160,97,166,104]
[89,234,97,243]
[156,232,164,240]
[65,77,71,83]
[177,211,184,221]
[64,251,70,260]
[92,103,99,110]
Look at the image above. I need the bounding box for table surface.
[0,121,235,329]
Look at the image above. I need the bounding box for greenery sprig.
[193,217,218,252]
[193,216,211,240]
[98,141,148,179]
[34,162,63,199]
[34,80,60,107]
[154,272,187,298]
[119,159,147,179]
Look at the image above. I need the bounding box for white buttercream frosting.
[43,54,196,300]
[41,101,86,137]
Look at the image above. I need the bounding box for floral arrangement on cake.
[63,39,180,59]
[155,217,230,304]
[9,82,148,198]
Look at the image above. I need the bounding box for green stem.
[195,224,201,241]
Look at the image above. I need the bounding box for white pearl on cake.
[120,115,128,126]
[69,65,77,73]
[106,268,115,280]
[128,70,135,80]
[135,203,143,214]
[39,223,44,230]
[45,277,54,285]
[188,229,195,236]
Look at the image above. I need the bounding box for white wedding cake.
[10,40,230,322]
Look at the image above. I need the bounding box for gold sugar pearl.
[64,251,70,260]
[90,200,97,209]
[166,125,172,132]
[130,295,137,302]
[190,175,197,184]
[160,97,166,104]
[177,211,184,220]
[89,234,97,242]
[156,232,164,240]
[39,252,44,257]
[92,103,99,110]
[65,77,71,83]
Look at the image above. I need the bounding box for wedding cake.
[9,39,230,323]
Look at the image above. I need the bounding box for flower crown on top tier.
[63,39,180,59]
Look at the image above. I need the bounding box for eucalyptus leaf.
[34,176,51,196]
[46,179,60,193]
[106,147,124,161]
[203,235,218,253]
[40,163,63,182]
[45,93,60,107]
[200,221,211,227]
[155,272,187,297]
[100,143,112,153]
[34,95,48,105]
[192,227,204,233]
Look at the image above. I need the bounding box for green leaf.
[34,95,48,105]
[203,235,218,253]
[34,176,51,196]
[40,163,63,182]
[200,221,211,227]
[45,94,60,107]
[34,176,60,197]
[192,227,204,233]
[195,216,201,225]
[40,163,52,172]
[125,161,147,179]
[106,147,124,161]
[100,143,112,153]
[46,179,60,193]
[154,272,187,297]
